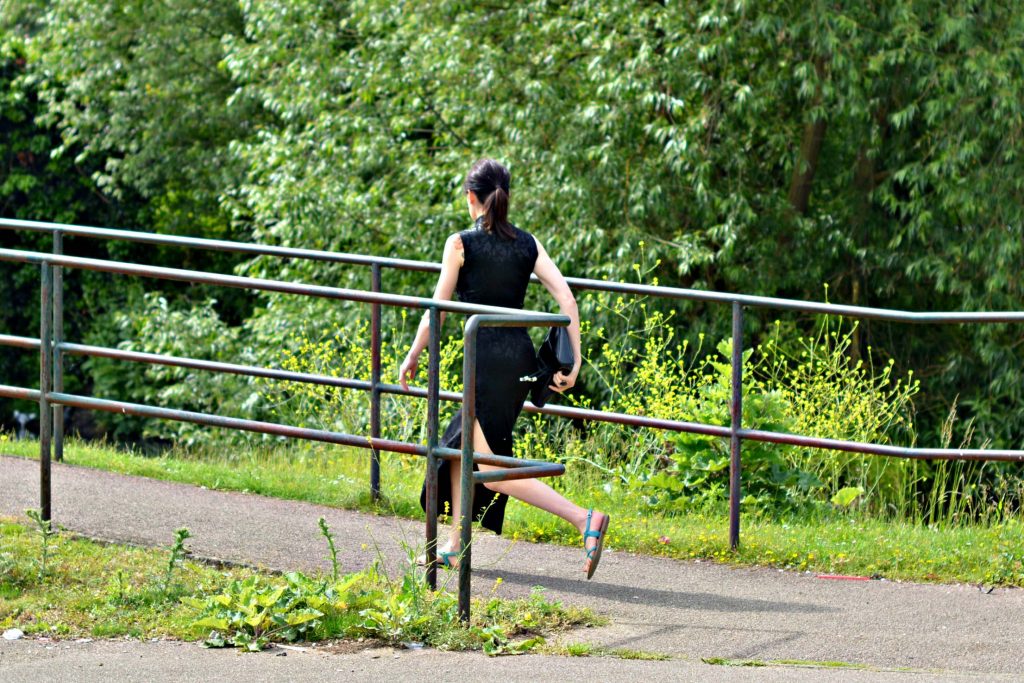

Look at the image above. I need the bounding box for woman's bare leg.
[442,419,607,561]
[444,455,463,551]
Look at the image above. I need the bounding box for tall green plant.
[24,508,55,582]
[516,299,919,517]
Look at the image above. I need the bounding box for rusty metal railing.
[3,217,1024,578]
[0,243,571,620]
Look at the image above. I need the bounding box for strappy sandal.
[414,549,460,569]
[582,509,610,580]
[438,550,460,570]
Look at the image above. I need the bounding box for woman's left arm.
[532,237,581,393]
[398,234,464,390]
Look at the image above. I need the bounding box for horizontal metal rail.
[3,335,1022,462]
[0,334,40,350]
[0,384,42,402]
[0,247,558,320]
[0,332,726,434]
[0,217,441,273]
[3,218,1022,323]
[33,390,562,479]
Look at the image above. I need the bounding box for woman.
[398,159,610,579]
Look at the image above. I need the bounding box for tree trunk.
[787,57,828,216]
[849,144,876,364]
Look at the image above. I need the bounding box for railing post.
[370,264,382,501]
[424,307,441,589]
[52,230,64,462]
[729,302,743,550]
[458,317,479,622]
[39,262,53,522]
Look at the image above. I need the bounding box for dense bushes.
[2,0,1023,447]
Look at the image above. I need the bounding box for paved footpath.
[1,454,1022,682]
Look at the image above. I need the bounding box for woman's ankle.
[578,509,605,533]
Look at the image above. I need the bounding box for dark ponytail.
[482,185,512,239]
[464,158,515,240]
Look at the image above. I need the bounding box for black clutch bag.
[521,326,574,408]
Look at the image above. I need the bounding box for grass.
[0,516,252,639]
[551,642,671,660]
[0,515,599,651]
[701,657,868,669]
[3,437,1023,587]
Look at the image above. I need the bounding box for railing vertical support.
[369,264,382,501]
[729,301,743,550]
[52,231,64,462]
[458,317,479,622]
[39,262,53,522]
[424,306,441,589]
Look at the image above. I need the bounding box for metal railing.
[0,241,571,621]
[3,218,1024,613]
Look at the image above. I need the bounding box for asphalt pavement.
[2,454,1022,681]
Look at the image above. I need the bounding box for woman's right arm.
[398,233,464,391]
[532,237,581,393]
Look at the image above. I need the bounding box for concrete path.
[2,454,1022,681]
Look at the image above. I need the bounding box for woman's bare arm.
[399,234,464,390]
[533,237,581,392]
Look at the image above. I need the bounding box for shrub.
[514,292,920,517]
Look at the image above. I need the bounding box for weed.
[189,572,327,651]
[24,509,56,582]
[318,516,340,583]
[161,528,191,597]
[553,643,669,660]
[183,522,596,653]
[108,569,128,605]
[564,642,593,656]
[607,648,671,660]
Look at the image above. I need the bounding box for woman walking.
[399,159,610,579]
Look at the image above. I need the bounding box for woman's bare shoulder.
[445,232,465,250]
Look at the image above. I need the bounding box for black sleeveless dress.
[418,219,539,535]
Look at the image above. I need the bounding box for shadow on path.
[475,567,832,614]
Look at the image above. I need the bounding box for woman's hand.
[399,352,419,391]
[548,366,580,393]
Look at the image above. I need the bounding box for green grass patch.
[550,642,671,660]
[0,514,599,652]
[4,438,1023,587]
[702,657,869,670]
[0,515,252,639]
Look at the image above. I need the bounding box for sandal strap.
[583,509,601,538]
[583,509,602,557]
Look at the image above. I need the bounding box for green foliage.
[318,517,340,584]
[513,295,919,516]
[0,31,132,414]
[831,487,864,509]
[161,528,191,597]
[23,0,257,218]
[4,0,1023,456]
[23,508,55,582]
[188,559,589,653]
[204,0,1024,447]
[89,293,258,444]
[0,517,268,639]
[1,513,594,652]
[189,573,328,652]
